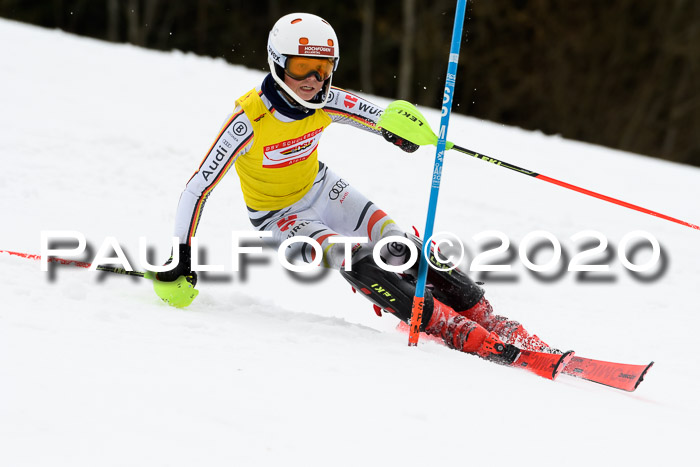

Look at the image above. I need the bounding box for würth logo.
[277,215,298,232]
[298,45,334,56]
[344,95,358,109]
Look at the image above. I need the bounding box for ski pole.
[406,0,469,346]
[1,249,198,308]
[377,101,700,232]
[94,266,153,278]
[0,249,155,278]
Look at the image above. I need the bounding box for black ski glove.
[381,128,419,153]
[155,243,197,286]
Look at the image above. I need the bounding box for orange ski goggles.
[284,56,335,82]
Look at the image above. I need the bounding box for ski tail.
[562,356,654,391]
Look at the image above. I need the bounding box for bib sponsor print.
[263,128,324,168]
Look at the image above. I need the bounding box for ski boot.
[424,297,520,364]
[394,233,558,353]
[476,332,521,365]
[460,297,557,353]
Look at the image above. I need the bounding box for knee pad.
[406,233,484,311]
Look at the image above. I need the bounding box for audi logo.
[328,179,349,200]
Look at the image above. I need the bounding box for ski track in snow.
[1,18,699,467]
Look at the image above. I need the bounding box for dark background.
[2,0,699,166]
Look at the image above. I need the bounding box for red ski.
[512,348,574,380]
[395,322,652,388]
[562,356,654,392]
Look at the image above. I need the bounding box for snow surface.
[2,18,699,467]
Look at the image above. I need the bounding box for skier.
[154,12,554,364]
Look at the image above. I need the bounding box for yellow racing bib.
[235,89,332,210]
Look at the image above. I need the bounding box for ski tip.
[633,361,655,390]
[552,350,575,380]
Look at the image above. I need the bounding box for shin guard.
[342,256,502,356]
[340,255,434,330]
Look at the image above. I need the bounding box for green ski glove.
[153,243,199,308]
[153,275,199,308]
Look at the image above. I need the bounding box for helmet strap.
[273,80,312,113]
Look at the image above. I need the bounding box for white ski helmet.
[267,13,339,109]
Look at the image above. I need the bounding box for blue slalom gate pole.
[408,0,468,345]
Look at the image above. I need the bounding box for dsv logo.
[328,179,349,200]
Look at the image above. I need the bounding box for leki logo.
[277,215,298,232]
[298,45,334,56]
[344,95,358,109]
[370,283,396,302]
